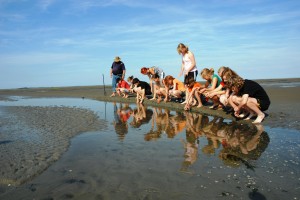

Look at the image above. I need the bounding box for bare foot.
[181,101,187,105]
[192,99,197,106]
[209,104,218,109]
[140,98,144,104]
[124,94,128,98]
[196,104,203,108]
[110,93,116,97]
[245,112,256,120]
[150,98,155,101]
[217,105,223,110]
[184,104,190,111]
[252,113,265,124]
[254,124,264,132]
[157,98,162,104]
[238,112,248,118]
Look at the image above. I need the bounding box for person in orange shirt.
[163,75,186,102]
[184,76,204,111]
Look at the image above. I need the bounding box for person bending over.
[226,76,271,124]
[132,78,152,104]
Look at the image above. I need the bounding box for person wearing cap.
[110,56,126,97]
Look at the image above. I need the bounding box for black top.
[238,79,270,104]
[138,81,152,95]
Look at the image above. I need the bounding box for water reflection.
[130,103,153,128]
[129,103,270,171]
[112,102,132,140]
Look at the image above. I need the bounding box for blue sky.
[0,0,299,89]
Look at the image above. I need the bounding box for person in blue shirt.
[110,56,126,97]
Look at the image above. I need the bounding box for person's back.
[119,79,130,90]
[138,81,152,95]
[173,78,185,92]
[212,74,222,88]
[238,79,270,111]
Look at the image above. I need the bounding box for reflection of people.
[144,107,168,141]
[110,56,126,97]
[196,115,270,169]
[180,129,199,173]
[168,112,186,137]
[130,104,153,128]
[216,123,270,168]
[113,103,132,140]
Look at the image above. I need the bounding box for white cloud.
[38,0,56,11]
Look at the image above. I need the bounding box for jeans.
[112,74,121,92]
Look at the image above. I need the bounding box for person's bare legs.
[246,98,265,123]
[194,91,202,107]
[195,91,203,108]
[181,91,189,104]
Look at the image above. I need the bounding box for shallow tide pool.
[0,98,299,200]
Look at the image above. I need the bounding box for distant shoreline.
[0,77,299,90]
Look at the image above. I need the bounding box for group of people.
[109,43,271,124]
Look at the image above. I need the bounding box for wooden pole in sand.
[102,74,106,95]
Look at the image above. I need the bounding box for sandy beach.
[1,78,299,130]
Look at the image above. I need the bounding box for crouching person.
[116,77,131,98]
[132,78,152,104]
[226,76,270,124]
[184,76,203,111]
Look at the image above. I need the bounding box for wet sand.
[0,105,108,186]
[1,78,299,130]
[0,79,299,199]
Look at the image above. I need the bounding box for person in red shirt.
[116,77,131,98]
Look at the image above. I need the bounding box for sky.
[0,0,300,89]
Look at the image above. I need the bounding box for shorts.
[184,70,198,83]
[257,99,270,111]
[120,88,129,93]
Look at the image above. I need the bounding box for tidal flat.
[0,97,299,200]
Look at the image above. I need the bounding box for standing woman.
[177,43,198,84]
[177,43,198,104]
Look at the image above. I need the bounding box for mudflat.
[1,78,299,130]
[0,78,299,200]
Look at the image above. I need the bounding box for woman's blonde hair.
[201,68,214,79]
[221,67,239,79]
[226,76,244,90]
[177,43,189,54]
